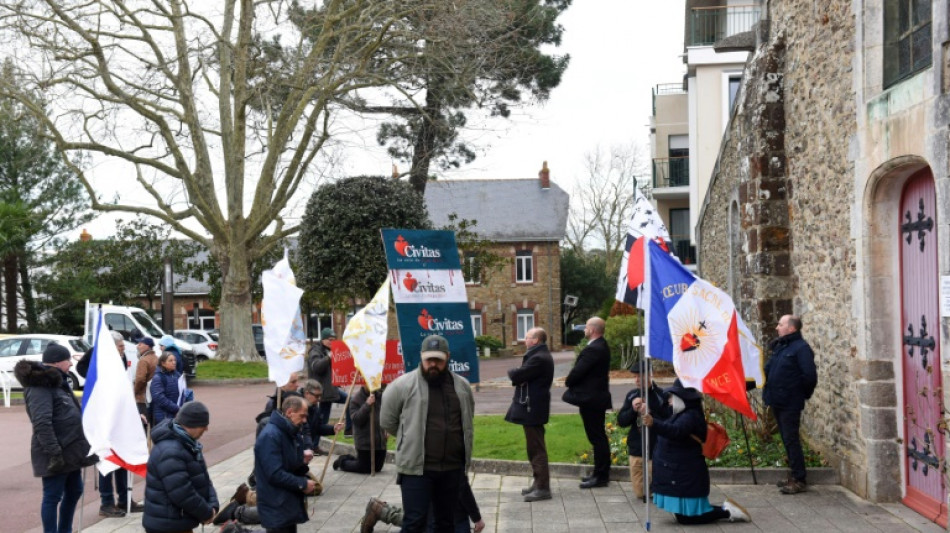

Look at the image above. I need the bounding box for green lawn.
[195,360,268,379]
[328,414,590,463]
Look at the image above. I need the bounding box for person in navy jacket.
[763,314,818,494]
[254,395,316,532]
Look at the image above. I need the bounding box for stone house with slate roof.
[694,0,950,525]
[423,164,570,352]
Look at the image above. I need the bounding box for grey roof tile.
[424,179,570,242]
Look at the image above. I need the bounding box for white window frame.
[516,310,535,341]
[720,70,744,133]
[470,314,483,336]
[463,255,481,285]
[515,251,534,283]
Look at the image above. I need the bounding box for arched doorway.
[899,167,945,525]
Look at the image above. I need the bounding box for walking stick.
[739,413,758,484]
[318,381,358,484]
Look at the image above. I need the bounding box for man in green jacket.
[379,335,475,533]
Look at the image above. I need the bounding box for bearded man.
[380,335,475,533]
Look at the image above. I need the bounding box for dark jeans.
[580,406,610,480]
[674,506,729,524]
[266,526,296,533]
[41,469,83,533]
[523,425,550,490]
[99,469,129,507]
[399,469,463,533]
[339,449,388,474]
[774,407,806,482]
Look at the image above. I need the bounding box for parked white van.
[84,301,197,379]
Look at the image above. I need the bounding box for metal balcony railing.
[670,235,697,265]
[653,157,690,188]
[652,83,686,115]
[689,5,760,47]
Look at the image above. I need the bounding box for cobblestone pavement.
[77,446,944,533]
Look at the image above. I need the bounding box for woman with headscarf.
[638,379,751,525]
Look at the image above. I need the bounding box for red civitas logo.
[417,309,465,332]
[417,308,433,330]
[394,235,410,256]
[403,272,418,292]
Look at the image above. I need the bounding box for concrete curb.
[319,441,838,485]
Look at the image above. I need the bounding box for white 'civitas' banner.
[389,269,469,304]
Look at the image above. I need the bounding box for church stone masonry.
[697,0,950,520]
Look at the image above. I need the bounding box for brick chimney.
[79,228,91,242]
[538,161,550,189]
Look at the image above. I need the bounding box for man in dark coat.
[142,401,219,532]
[505,327,554,502]
[307,328,350,435]
[763,314,818,495]
[564,317,612,488]
[334,385,386,474]
[254,395,316,533]
[16,345,94,533]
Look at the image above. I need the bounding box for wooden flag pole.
[318,381,358,484]
[370,401,376,476]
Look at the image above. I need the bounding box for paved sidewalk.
[79,446,943,533]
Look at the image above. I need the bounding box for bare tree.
[565,143,646,276]
[0,0,430,360]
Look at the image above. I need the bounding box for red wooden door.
[900,168,945,526]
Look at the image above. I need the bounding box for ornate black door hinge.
[902,198,934,252]
[904,315,936,369]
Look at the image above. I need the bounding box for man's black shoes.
[579,478,609,489]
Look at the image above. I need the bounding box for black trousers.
[523,425,550,490]
[580,406,610,480]
[399,468,463,533]
[339,449,388,474]
[774,407,806,482]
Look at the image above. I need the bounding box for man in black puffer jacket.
[763,314,817,495]
[16,345,95,533]
[143,401,219,533]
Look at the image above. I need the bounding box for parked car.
[0,334,91,390]
[173,330,218,361]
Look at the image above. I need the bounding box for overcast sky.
[80,1,687,239]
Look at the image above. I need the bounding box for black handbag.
[561,388,580,406]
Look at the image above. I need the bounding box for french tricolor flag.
[81,309,149,477]
[642,239,762,419]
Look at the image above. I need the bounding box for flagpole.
[127,469,133,514]
[642,239,652,532]
[319,380,358,485]
[739,402,758,484]
[78,466,86,533]
[369,401,376,477]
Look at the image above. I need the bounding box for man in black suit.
[565,317,612,489]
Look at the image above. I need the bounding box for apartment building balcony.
[688,4,760,47]
[653,83,687,115]
[670,235,697,266]
[652,157,689,199]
